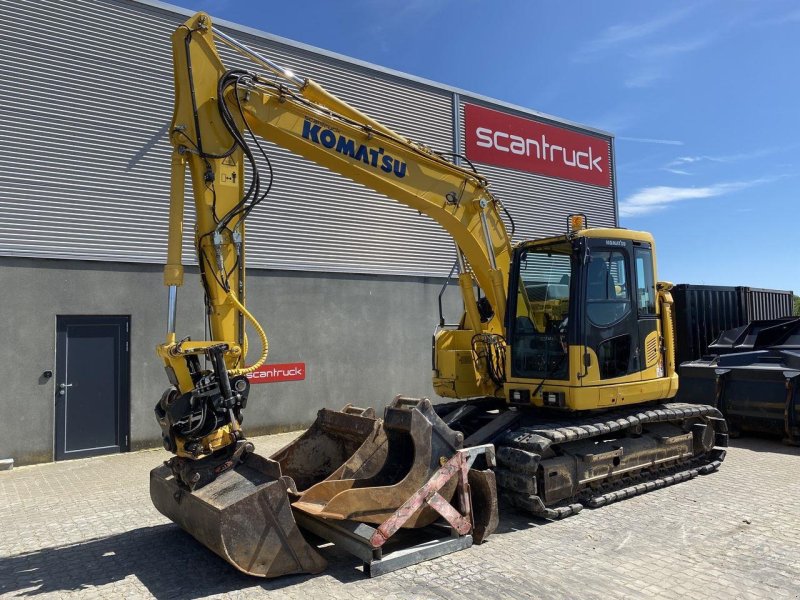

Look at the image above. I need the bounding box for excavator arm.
[149,16,508,576]
[155,12,513,464]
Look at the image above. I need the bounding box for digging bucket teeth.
[293,396,464,527]
[150,452,327,578]
[271,405,388,494]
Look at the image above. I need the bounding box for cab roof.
[520,227,655,248]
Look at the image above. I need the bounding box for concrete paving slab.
[0,432,798,599]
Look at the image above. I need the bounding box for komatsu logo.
[474,127,603,173]
[302,120,407,179]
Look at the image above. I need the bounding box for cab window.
[634,247,656,315]
[509,246,572,380]
[586,250,630,327]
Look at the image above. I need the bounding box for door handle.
[59,382,73,396]
[60,383,73,389]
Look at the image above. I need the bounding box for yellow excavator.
[150,13,728,578]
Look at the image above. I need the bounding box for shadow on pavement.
[0,524,366,599]
[0,507,551,598]
[492,499,549,535]
[727,434,800,456]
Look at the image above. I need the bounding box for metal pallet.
[295,511,472,577]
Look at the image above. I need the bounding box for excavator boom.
[151,13,505,578]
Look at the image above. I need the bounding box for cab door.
[633,243,661,379]
[582,240,640,384]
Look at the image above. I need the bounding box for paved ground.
[1,433,798,600]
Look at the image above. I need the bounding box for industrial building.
[0,0,617,465]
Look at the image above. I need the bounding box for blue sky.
[168,0,798,292]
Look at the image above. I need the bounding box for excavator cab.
[433,218,676,409]
[504,222,676,411]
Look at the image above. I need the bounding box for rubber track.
[496,402,728,518]
[500,402,727,449]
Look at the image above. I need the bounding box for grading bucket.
[150,452,327,577]
[151,404,388,577]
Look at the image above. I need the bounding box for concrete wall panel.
[0,257,458,464]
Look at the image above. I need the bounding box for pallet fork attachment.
[294,444,497,577]
[293,396,466,527]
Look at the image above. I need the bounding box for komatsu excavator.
[150,13,728,578]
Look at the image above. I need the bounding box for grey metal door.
[55,316,130,461]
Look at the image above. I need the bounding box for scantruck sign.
[464,104,611,188]
[245,362,306,384]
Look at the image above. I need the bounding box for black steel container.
[672,285,741,366]
[672,284,794,366]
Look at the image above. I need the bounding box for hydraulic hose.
[225,291,269,375]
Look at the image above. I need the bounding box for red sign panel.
[245,362,306,384]
[464,103,611,188]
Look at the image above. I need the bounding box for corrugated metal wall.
[457,98,617,244]
[0,0,616,277]
[740,287,794,322]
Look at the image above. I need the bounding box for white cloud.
[637,37,714,59]
[585,110,638,134]
[620,34,718,89]
[618,136,684,146]
[573,6,696,62]
[662,168,691,175]
[669,156,714,165]
[624,69,664,89]
[364,0,453,46]
[619,180,765,217]
[395,0,451,22]
[756,8,800,27]
[663,146,795,173]
[665,155,723,169]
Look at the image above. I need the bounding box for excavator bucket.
[293,396,464,527]
[271,405,388,493]
[150,404,388,577]
[150,452,327,577]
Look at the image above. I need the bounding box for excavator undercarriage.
[434,399,728,519]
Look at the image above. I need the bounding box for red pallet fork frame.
[294,444,496,577]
